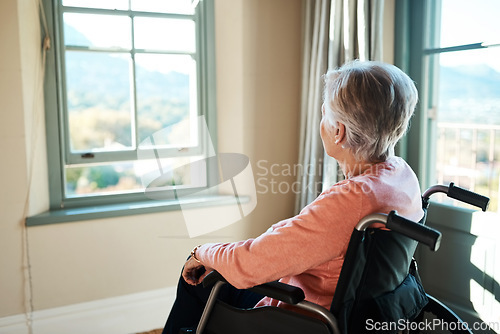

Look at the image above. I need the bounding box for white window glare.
[62,0,197,14]
[439,0,500,48]
[62,0,128,10]
[131,0,195,15]
[64,13,131,49]
[134,17,196,53]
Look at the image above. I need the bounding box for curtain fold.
[295,0,385,213]
[329,0,384,64]
[295,0,331,213]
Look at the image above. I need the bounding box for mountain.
[63,24,191,126]
[440,64,500,99]
[438,64,500,124]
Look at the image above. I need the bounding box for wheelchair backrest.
[331,214,428,333]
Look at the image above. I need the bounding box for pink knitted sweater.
[196,156,424,310]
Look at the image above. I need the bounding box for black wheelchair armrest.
[249,281,305,305]
[202,270,305,305]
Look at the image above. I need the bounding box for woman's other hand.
[182,257,212,285]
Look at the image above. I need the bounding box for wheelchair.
[187,183,490,334]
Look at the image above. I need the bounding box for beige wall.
[0,0,30,319]
[0,0,395,320]
[0,0,302,317]
[383,0,395,64]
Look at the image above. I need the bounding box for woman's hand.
[182,256,212,285]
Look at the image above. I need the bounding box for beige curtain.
[295,0,385,213]
[295,0,331,212]
[329,0,384,64]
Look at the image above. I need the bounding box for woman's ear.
[334,122,346,145]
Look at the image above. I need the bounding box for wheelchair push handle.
[422,183,490,211]
[386,211,442,252]
[447,182,490,212]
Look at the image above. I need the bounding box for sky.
[63,0,196,75]
[63,0,500,72]
[439,0,500,71]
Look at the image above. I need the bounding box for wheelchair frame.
[192,183,489,334]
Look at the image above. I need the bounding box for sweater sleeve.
[196,181,363,289]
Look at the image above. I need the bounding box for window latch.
[428,107,437,121]
[81,153,95,159]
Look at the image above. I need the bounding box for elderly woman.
[162,60,423,333]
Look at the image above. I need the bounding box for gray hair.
[323,60,418,163]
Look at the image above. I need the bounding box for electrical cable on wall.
[21,0,50,332]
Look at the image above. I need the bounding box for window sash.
[43,0,216,209]
[59,4,202,162]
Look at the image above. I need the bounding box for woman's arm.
[194,182,361,289]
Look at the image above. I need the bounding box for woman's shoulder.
[319,177,368,201]
[362,156,417,181]
[320,157,418,198]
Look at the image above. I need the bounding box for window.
[42,0,216,210]
[397,0,500,213]
[396,1,500,327]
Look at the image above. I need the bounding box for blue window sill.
[26,195,245,226]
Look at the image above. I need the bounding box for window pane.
[438,0,500,48]
[435,47,500,211]
[65,162,140,197]
[134,17,195,52]
[65,51,133,152]
[64,13,131,49]
[62,0,129,10]
[137,155,208,196]
[131,0,195,14]
[135,53,198,146]
[65,156,206,197]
